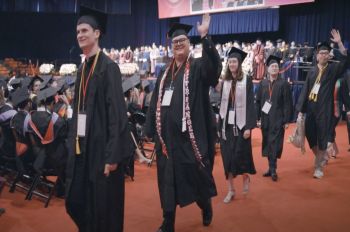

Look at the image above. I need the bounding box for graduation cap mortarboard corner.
[228,47,247,62]
[122,79,134,93]
[141,80,150,89]
[266,55,282,67]
[56,77,69,94]
[9,78,22,86]
[11,87,30,107]
[21,76,43,89]
[65,75,77,86]
[36,87,58,104]
[317,41,332,52]
[20,77,32,89]
[122,75,140,93]
[78,6,107,35]
[39,75,53,90]
[167,23,193,39]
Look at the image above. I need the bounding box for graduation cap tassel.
[76,137,81,155]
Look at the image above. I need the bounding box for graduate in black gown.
[0,80,17,158]
[340,70,350,151]
[53,77,74,119]
[65,6,133,232]
[256,55,293,182]
[145,14,221,232]
[296,29,348,179]
[218,47,256,203]
[28,87,68,196]
[10,87,33,173]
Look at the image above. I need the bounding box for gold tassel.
[76,137,81,155]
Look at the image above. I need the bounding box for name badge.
[228,109,235,125]
[262,101,272,114]
[162,89,173,106]
[77,113,87,137]
[311,83,320,95]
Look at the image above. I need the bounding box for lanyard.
[75,50,100,155]
[309,63,328,102]
[268,80,275,101]
[170,59,184,88]
[78,51,100,112]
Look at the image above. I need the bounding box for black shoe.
[202,202,213,226]
[271,173,278,182]
[263,170,271,177]
[156,226,174,232]
[0,208,5,216]
[158,211,175,232]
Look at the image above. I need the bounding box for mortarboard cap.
[39,75,53,90]
[20,77,32,89]
[9,78,22,86]
[21,76,43,89]
[141,80,150,89]
[36,87,58,104]
[78,6,107,35]
[56,77,69,94]
[266,55,282,67]
[317,41,332,52]
[66,75,77,86]
[167,23,193,39]
[228,47,247,62]
[11,87,30,107]
[122,75,140,93]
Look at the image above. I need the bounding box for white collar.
[37,106,52,114]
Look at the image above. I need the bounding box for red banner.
[158,0,314,19]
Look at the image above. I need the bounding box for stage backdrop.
[158,0,314,19]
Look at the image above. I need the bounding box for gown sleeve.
[104,62,133,164]
[199,35,222,87]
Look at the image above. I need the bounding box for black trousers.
[268,156,277,174]
[161,198,212,232]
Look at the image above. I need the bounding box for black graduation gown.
[145,35,221,211]
[53,101,67,118]
[10,110,33,171]
[65,52,133,232]
[28,111,67,173]
[256,77,293,159]
[296,52,347,150]
[0,104,17,157]
[340,72,350,144]
[11,110,29,144]
[219,77,257,178]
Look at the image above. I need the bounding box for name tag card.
[262,101,272,114]
[311,83,320,95]
[77,113,87,137]
[162,89,174,106]
[228,109,235,125]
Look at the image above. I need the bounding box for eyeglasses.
[171,38,188,45]
[318,51,330,55]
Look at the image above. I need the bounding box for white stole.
[219,75,247,140]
